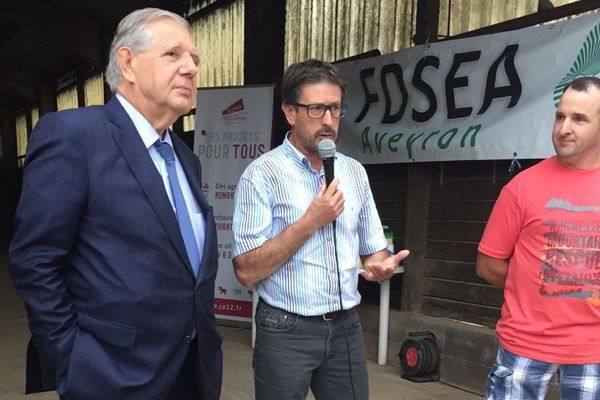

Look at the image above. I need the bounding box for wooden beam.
[401,165,431,312]
[243,0,285,147]
[399,0,440,313]
[414,0,440,45]
[0,106,18,172]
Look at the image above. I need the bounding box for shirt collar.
[116,93,173,149]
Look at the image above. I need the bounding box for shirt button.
[184,335,192,344]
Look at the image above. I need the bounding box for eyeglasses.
[294,102,347,119]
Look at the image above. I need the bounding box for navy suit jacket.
[9,97,223,400]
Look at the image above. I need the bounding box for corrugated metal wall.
[439,0,578,37]
[84,74,104,107]
[188,0,582,83]
[439,0,536,37]
[191,0,244,87]
[56,88,78,111]
[284,0,581,66]
[285,0,417,66]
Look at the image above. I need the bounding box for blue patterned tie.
[155,140,201,277]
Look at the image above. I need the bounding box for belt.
[258,299,350,321]
[315,309,346,321]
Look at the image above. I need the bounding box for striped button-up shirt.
[233,135,387,316]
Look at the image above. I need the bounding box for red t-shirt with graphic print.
[479,157,600,364]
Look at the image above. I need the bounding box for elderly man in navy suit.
[9,8,222,400]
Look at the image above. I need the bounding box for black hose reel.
[398,331,440,382]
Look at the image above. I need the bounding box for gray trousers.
[253,300,369,400]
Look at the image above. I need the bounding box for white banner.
[337,13,600,163]
[194,85,274,322]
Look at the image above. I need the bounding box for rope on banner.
[509,152,522,175]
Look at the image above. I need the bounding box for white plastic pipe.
[378,266,404,365]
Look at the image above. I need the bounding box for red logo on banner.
[222,99,245,115]
[214,298,252,318]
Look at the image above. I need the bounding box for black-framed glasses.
[294,102,347,119]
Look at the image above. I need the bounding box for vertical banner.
[194,85,274,322]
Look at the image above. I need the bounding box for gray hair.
[105,8,190,92]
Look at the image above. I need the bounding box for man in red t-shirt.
[478,76,600,399]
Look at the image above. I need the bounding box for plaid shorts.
[485,345,600,400]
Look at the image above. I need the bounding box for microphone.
[318,138,336,230]
[318,139,336,187]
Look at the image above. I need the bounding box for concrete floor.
[0,248,480,400]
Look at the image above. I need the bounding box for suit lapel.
[104,97,194,276]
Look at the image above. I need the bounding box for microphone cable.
[319,138,358,400]
[332,220,358,400]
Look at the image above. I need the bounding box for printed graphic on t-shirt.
[541,198,600,302]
